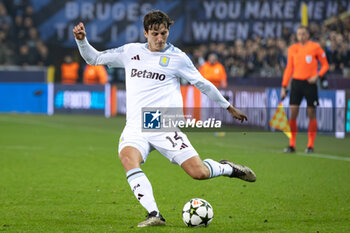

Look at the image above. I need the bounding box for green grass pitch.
[0,114,349,233]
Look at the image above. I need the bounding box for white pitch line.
[295,152,350,162]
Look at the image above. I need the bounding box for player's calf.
[187,167,209,180]
[181,156,210,180]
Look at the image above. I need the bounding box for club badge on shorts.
[305,55,312,64]
[159,56,170,67]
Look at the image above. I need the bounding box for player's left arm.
[308,45,329,84]
[178,55,247,123]
[316,45,329,77]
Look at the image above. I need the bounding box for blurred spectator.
[0,1,52,67]
[339,42,350,77]
[61,55,79,84]
[24,5,34,18]
[83,65,108,85]
[326,40,339,73]
[0,32,10,64]
[281,27,291,42]
[325,15,344,33]
[309,23,321,40]
[192,47,206,68]
[23,16,34,33]
[0,29,15,64]
[0,2,12,26]
[14,14,26,46]
[9,0,30,16]
[17,44,38,66]
[254,49,268,75]
[36,40,50,66]
[27,27,38,50]
[230,39,247,77]
[199,53,227,88]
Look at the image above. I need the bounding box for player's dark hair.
[143,10,174,32]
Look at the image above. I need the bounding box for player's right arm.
[281,46,294,99]
[73,22,124,68]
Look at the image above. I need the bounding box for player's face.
[144,24,169,52]
[297,28,309,44]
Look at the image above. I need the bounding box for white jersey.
[76,38,230,129]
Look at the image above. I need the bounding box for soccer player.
[73,10,256,227]
[281,26,329,153]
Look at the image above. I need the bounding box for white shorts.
[118,126,198,165]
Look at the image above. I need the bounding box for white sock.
[126,168,159,214]
[203,159,233,178]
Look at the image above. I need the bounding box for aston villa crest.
[159,56,170,67]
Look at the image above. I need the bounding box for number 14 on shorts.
[166,132,188,150]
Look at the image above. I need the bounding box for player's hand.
[281,87,287,100]
[307,75,318,84]
[73,22,86,40]
[320,75,329,89]
[227,105,248,123]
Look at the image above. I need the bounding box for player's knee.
[118,152,133,167]
[118,148,142,169]
[118,152,126,163]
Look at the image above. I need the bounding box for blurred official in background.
[61,55,79,84]
[281,26,329,153]
[83,64,108,85]
[199,52,227,88]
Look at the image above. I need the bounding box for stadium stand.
[0,0,49,66]
[188,16,350,79]
[0,0,349,82]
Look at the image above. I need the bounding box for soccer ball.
[182,198,214,227]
